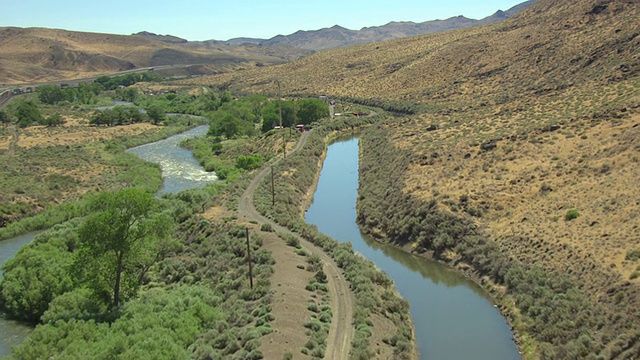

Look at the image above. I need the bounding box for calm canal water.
[305,137,521,360]
[126,125,217,194]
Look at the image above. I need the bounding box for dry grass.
[399,110,640,283]
[0,117,157,150]
[187,0,638,108]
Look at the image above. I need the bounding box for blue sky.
[1,0,527,41]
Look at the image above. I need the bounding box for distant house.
[319,95,329,103]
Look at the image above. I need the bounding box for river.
[126,125,217,194]
[305,137,521,360]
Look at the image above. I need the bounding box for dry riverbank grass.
[0,117,157,150]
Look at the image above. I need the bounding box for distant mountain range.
[0,0,538,84]
[224,0,539,50]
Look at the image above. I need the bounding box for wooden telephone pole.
[246,227,253,289]
[276,79,283,128]
[271,166,275,207]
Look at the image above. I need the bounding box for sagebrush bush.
[565,209,581,221]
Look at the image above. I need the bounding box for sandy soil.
[260,229,315,359]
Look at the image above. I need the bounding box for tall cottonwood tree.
[75,188,175,307]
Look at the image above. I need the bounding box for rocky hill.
[226,0,539,50]
[132,31,188,44]
[0,27,311,84]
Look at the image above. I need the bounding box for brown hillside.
[189,0,638,105]
[0,27,310,84]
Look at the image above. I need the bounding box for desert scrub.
[626,249,640,262]
[302,269,331,359]
[260,223,274,232]
[0,123,194,230]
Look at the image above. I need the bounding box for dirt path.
[238,130,355,359]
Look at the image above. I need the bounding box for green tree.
[236,154,263,170]
[37,84,65,105]
[208,112,241,138]
[116,87,139,102]
[14,101,42,127]
[220,90,233,103]
[89,110,113,126]
[74,189,175,307]
[296,98,329,124]
[261,100,296,132]
[0,221,79,322]
[0,109,11,127]
[146,104,166,125]
[40,113,65,127]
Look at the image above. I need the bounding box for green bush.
[0,220,81,322]
[565,209,581,221]
[625,249,640,261]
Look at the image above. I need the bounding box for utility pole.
[282,132,286,159]
[246,227,253,289]
[276,79,283,128]
[271,166,275,207]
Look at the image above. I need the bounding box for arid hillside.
[191,0,637,106]
[0,27,311,84]
[187,0,640,357]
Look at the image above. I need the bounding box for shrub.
[540,183,553,193]
[625,249,640,261]
[283,234,300,248]
[260,223,274,232]
[565,209,581,221]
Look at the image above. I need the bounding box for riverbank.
[402,243,526,353]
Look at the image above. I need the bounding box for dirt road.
[238,130,355,359]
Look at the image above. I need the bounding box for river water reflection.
[305,137,520,360]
